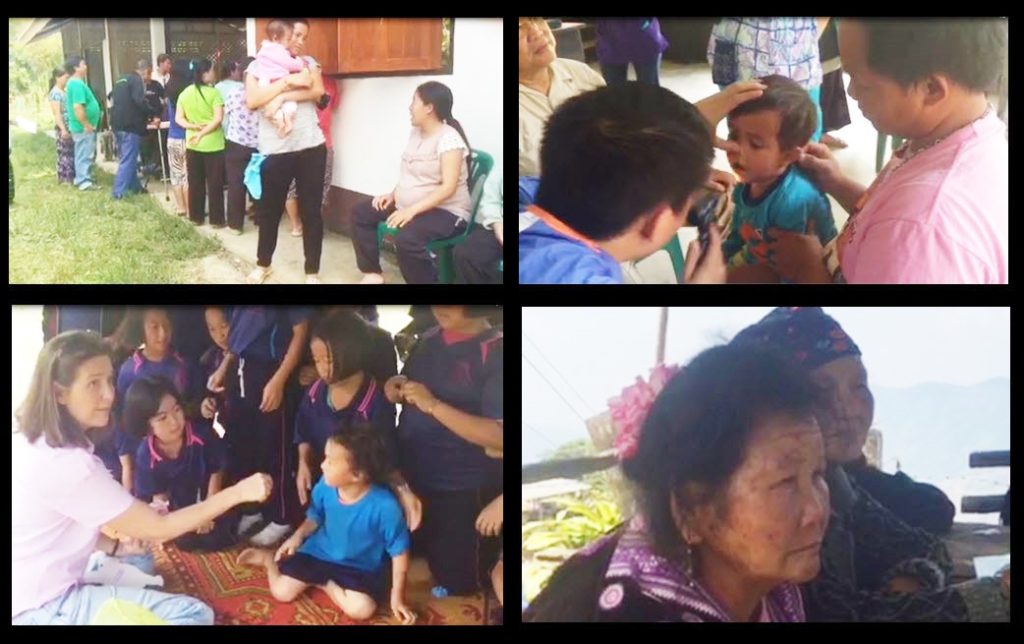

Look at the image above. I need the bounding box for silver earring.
[683,540,696,586]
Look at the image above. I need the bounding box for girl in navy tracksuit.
[112,308,203,493]
[123,375,237,551]
[387,305,503,596]
[205,306,311,546]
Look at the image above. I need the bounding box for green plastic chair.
[875,132,904,173]
[662,234,685,283]
[377,149,495,283]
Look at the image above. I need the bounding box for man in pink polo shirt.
[764,18,1007,284]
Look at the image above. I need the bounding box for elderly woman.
[12,331,273,624]
[732,307,1009,621]
[518,17,765,181]
[525,343,830,621]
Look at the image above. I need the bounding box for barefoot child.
[238,425,416,623]
[122,376,238,551]
[295,310,421,530]
[252,19,307,137]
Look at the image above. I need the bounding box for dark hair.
[107,307,172,351]
[157,53,172,65]
[416,81,472,182]
[289,18,310,28]
[728,74,817,150]
[535,82,713,241]
[327,423,392,485]
[50,67,68,90]
[191,58,214,99]
[464,305,501,319]
[166,58,195,104]
[266,19,292,41]
[64,55,85,76]
[15,330,113,448]
[860,18,1007,93]
[122,376,180,440]
[620,343,819,558]
[311,309,371,383]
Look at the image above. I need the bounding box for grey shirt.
[247,55,325,156]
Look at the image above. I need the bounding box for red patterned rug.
[152,544,492,625]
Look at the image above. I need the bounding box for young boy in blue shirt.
[722,75,838,282]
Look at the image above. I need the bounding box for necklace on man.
[838,104,993,254]
[897,104,993,168]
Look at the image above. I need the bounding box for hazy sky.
[523,307,1010,460]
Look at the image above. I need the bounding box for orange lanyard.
[526,205,603,252]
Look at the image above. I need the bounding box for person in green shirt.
[64,55,103,190]
[454,158,503,283]
[174,58,226,226]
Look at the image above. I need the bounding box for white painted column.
[150,18,167,69]
[10,306,44,435]
[246,18,257,56]
[102,19,113,101]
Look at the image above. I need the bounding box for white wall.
[11,306,44,431]
[330,18,503,195]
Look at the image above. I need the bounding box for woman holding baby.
[244,17,328,285]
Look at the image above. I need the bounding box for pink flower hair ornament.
[608,363,683,461]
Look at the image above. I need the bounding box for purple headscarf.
[731,307,861,371]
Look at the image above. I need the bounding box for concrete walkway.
[98,156,405,284]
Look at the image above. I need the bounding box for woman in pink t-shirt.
[762,19,1007,284]
[350,81,474,284]
[12,331,274,624]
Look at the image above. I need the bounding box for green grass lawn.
[8,129,220,283]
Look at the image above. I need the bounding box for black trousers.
[256,144,326,274]
[139,129,167,175]
[454,224,503,283]
[225,140,257,231]
[223,362,301,526]
[186,148,225,225]
[174,509,240,552]
[352,199,463,284]
[820,69,852,133]
[411,483,503,595]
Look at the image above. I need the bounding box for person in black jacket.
[110,58,160,198]
[843,455,956,534]
[140,69,167,178]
